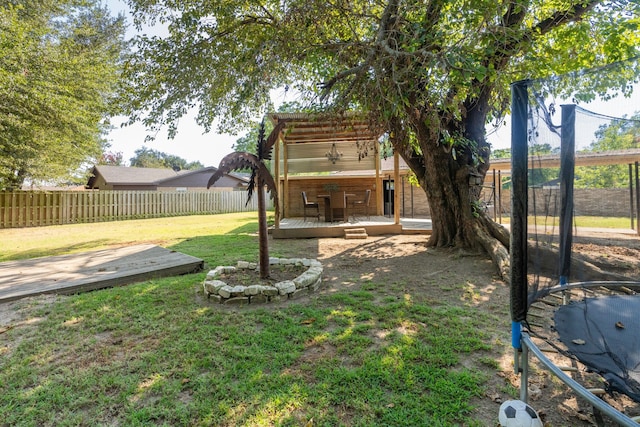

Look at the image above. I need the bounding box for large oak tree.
[120,0,639,279]
[0,1,126,190]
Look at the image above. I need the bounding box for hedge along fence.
[0,190,271,228]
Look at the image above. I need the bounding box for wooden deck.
[0,244,204,303]
[272,216,432,238]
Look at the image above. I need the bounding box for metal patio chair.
[350,189,371,221]
[301,191,320,222]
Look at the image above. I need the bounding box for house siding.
[87,166,247,191]
[397,177,431,218]
[284,177,378,217]
[161,171,246,189]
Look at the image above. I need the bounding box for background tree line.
[492,112,640,189]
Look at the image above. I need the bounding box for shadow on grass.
[0,239,114,262]
[169,221,260,268]
[0,231,505,426]
[170,220,322,269]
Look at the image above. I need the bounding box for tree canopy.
[98,151,125,166]
[0,0,126,190]
[575,112,640,188]
[129,147,204,170]
[121,0,639,133]
[120,0,640,279]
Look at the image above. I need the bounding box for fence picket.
[0,190,266,228]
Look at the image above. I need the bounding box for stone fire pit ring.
[203,257,323,305]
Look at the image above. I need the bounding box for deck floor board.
[0,244,204,303]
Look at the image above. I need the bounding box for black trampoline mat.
[554,294,640,402]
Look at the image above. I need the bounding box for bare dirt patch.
[217,264,307,287]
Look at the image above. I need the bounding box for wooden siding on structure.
[283,176,378,218]
[397,176,431,218]
[0,190,270,228]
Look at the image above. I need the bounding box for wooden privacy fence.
[0,190,270,228]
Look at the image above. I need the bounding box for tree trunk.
[413,120,479,249]
[257,178,270,279]
[399,94,511,282]
[428,166,476,246]
[418,149,511,281]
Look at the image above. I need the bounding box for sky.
[104,1,639,167]
[487,90,640,152]
[105,0,301,167]
[104,0,243,167]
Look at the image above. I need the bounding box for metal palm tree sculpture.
[207,120,286,279]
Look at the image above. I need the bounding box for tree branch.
[318,64,367,93]
[319,0,401,98]
[534,0,601,35]
[206,15,274,39]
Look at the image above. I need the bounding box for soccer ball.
[498,399,543,427]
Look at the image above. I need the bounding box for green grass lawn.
[0,214,500,426]
[499,215,632,229]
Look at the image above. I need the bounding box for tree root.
[473,220,510,284]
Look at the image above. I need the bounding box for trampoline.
[509,72,640,426]
[554,291,640,403]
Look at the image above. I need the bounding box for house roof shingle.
[87,165,250,188]
[91,165,184,185]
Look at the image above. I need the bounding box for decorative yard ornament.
[207,119,287,279]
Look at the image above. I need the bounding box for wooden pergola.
[268,112,403,233]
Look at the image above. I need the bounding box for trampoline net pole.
[509,81,529,327]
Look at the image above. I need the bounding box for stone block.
[205,268,221,280]
[293,272,318,288]
[224,296,249,305]
[276,280,296,295]
[218,285,234,298]
[261,286,279,296]
[250,294,269,304]
[230,286,245,297]
[207,294,222,303]
[208,259,323,305]
[244,285,262,296]
[307,266,323,275]
[203,279,227,295]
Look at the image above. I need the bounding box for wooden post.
[283,139,289,218]
[274,130,281,229]
[394,151,400,224]
[375,146,381,216]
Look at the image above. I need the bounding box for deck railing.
[0,190,269,228]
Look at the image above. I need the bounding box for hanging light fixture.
[325,143,343,164]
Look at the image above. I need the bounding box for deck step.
[345,228,368,239]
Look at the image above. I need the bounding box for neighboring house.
[86,165,249,191]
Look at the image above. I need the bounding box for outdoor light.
[325,143,343,164]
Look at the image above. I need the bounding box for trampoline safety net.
[509,60,640,418]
